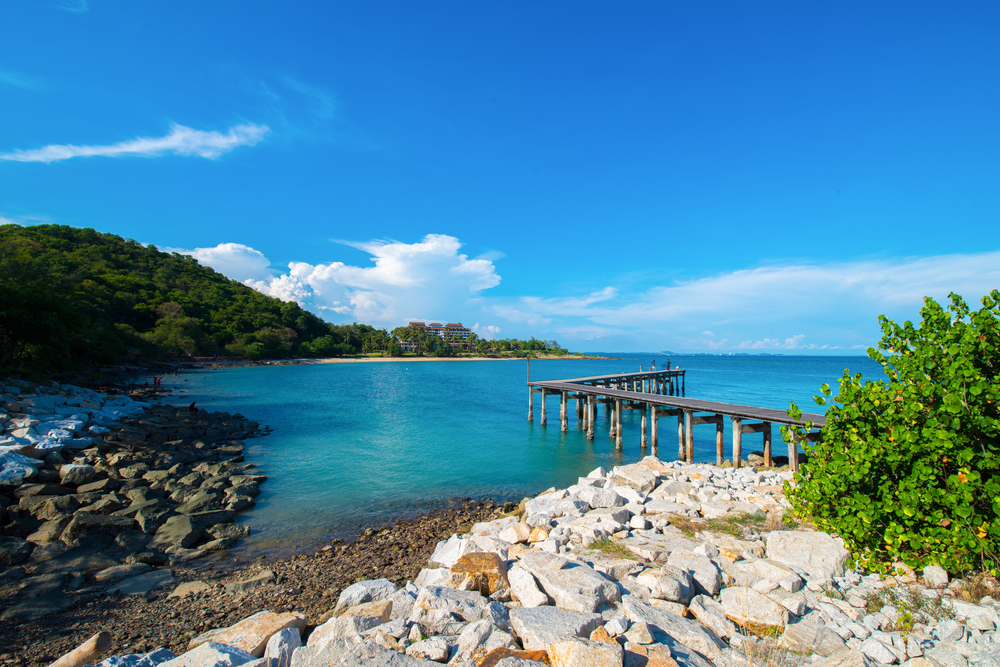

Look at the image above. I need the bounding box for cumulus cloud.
[473,323,502,339]
[0,122,270,163]
[247,234,501,326]
[164,243,272,283]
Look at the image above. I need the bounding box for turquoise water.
[165,354,884,556]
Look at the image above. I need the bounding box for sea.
[162,354,885,559]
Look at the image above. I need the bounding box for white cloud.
[473,323,502,339]
[57,0,88,12]
[0,212,53,225]
[491,251,1000,352]
[247,234,501,327]
[164,243,272,283]
[0,122,270,163]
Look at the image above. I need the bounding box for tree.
[785,291,1000,573]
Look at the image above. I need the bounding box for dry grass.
[952,572,1000,603]
[736,631,800,667]
[589,537,637,560]
[862,584,954,628]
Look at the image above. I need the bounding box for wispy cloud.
[0,122,270,163]
[0,68,43,90]
[0,212,54,225]
[57,0,88,13]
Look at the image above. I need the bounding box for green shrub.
[785,291,1000,573]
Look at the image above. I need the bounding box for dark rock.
[0,536,33,564]
[14,483,72,498]
[149,515,203,549]
[113,530,151,552]
[177,490,222,514]
[136,506,173,534]
[77,478,120,493]
[188,509,235,527]
[61,513,137,546]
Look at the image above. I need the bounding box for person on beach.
[188,402,197,413]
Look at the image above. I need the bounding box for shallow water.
[165,354,883,556]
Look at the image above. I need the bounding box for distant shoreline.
[315,354,610,364]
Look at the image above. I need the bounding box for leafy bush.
[785,291,1000,573]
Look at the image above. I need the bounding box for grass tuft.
[862,584,953,628]
[589,537,637,560]
[952,572,1000,603]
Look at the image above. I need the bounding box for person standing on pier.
[651,360,656,370]
[666,358,671,370]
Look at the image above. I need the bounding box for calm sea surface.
[164,354,884,557]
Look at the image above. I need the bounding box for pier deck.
[527,369,822,471]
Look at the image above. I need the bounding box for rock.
[95,563,152,583]
[212,611,308,658]
[666,551,722,597]
[149,515,203,550]
[549,638,625,667]
[532,563,621,613]
[0,536,33,564]
[188,509,236,527]
[158,641,255,667]
[264,628,302,667]
[341,599,392,624]
[765,531,849,580]
[0,593,77,622]
[498,522,532,544]
[688,595,736,640]
[923,565,949,589]
[304,640,440,667]
[110,569,175,595]
[428,534,482,568]
[170,581,212,598]
[410,585,488,622]
[620,595,725,659]
[310,615,385,647]
[95,647,177,667]
[623,643,679,667]
[508,607,603,651]
[860,638,901,665]
[509,565,549,607]
[610,464,658,494]
[451,552,510,596]
[224,570,276,594]
[637,565,694,605]
[59,463,96,486]
[26,515,74,544]
[719,586,789,635]
[811,651,878,667]
[334,578,398,615]
[479,648,550,667]
[579,487,627,509]
[406,638,450,663]
[623,622,655,645]
[925,646,969,667]
[780,620,848,656]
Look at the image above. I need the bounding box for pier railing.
[527,370,822,472]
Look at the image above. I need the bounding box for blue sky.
[2,2,998,353]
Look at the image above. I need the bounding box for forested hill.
[0,224,373,371]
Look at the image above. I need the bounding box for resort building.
[402,321,474,351]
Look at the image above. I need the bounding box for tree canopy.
[785,291,1000,573]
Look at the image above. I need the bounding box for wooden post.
[586,395,595,440]
[763,422,772,466]
[560,391,568,432]
[577,395,584,420]
[641,405,647,448]
[682,372,686,395]
[789,431,799,472]
[677,412,685,461]
[528,388,533,422]
[716,418,724,466]
[651,406,659,456]
[610,400,617,439]
[732,417,743,469]
[540,389,547,425]
[685,410,694,462]
[615,399,623,450]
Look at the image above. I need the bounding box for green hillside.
[0,224,372,370]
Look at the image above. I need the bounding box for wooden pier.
[527,370,823,472]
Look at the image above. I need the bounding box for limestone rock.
[158,641,254,667]
[636,566,693,605]
[719,587,789,635]
[922,565,949,589]
[610,464,658,494]
[428,534,482,568]
[509,565,549,608]
[406,638,450,663]
[95,647,177,667]
[860,638,901,665]
[532,563,620,613]
[479,648,550,667]
[212,611,308,657]
[548,638,624,667]
[508,607,603,651]
[334,578,398,615]
[666,551,721,597]
[688,595,736,640]
[451,552,510,596]
[765,530,849,580]
[498,522,532,544]
[623,622,655,645]
[623,643,679,667]
[340,599,392,622]
[410,585,488,623]
[264,628,302,667]
[620,595,725,659]
[811,651,877,667]
[780,619,847,656]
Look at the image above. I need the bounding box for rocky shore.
[22,455,997,667]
